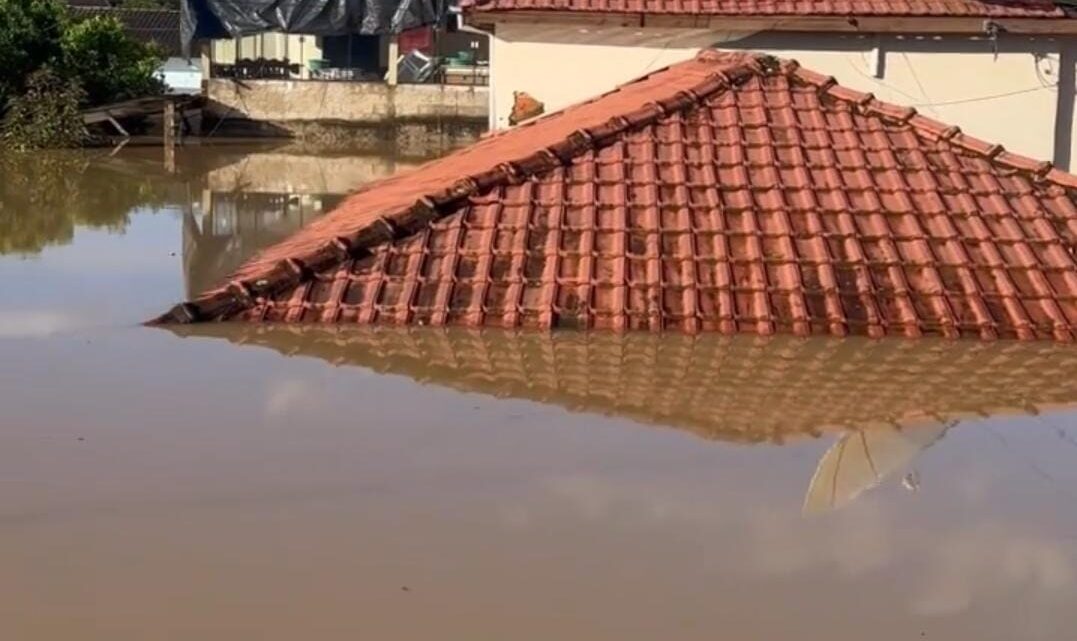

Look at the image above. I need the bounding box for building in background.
[67,2,202,94]
[199,23,490,149]
[206,27,488,83]
[463,0,1077,169]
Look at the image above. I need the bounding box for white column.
[387,35,399,86]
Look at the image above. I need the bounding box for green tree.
[0,0,67,111]
[0,66,88,150]
[60,16,164,106]
[0,0,170,147]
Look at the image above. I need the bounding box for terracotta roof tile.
[155,50,1077,341]
[173,326,1077,443]
[461,0,1077,18]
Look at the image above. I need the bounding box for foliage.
[0,1,166,148]
[0,0,67,111]
[0,67,88,150]
[61,16,164,107]
[0,149,177,254]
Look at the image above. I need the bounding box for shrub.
[1,67,88,150]
[60,16,164,107]
[0,0,67,110]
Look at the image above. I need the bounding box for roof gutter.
[464,11,1077,35]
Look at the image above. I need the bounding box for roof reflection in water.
[172,325,1077,508]
[182,151,422,297]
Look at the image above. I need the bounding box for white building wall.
[486,23,1074,166]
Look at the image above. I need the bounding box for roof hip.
[153,49,1077,340]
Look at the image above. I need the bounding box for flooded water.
[3,146,1077,640]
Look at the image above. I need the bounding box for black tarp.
[180,0,445,57]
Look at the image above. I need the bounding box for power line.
[910,84,1054,108]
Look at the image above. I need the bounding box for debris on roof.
[168,325,1077,442]
[154,50,1077,341]
[461,0,1077,19]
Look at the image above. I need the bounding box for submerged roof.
[156,50,1077,340]
[462,0,1077,20]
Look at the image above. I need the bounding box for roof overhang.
[465,11,1077,35]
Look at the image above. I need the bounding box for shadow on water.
[169,324,1077,513]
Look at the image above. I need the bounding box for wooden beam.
[105,116,129,138]
[163,100,176,174]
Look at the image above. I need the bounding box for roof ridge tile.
[996,150,1053,175]
[1047,168,1077,190]
[907,114,959,141]
[863,100,918,123]
[952,132,1006,158]
[788,65,837,91]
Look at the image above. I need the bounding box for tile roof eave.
[150,50,1077,338]
[463,9,1077,34]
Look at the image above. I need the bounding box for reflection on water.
[0,151,183,255]
[4,145,1077,640]
[804,422,950,513]
[0,145,422,297]
[183,150,420,296]
[182,193,334,298]
[174,325,1077,512]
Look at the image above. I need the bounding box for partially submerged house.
[180,0,490,147]
[155,50,1077,341]
[462,0,1077,169]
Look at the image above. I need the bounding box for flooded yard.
[3,146,1077,640]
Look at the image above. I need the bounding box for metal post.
[1054,41,1076,171]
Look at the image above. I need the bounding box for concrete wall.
[485,23,1077,168]
[205,79,489,155]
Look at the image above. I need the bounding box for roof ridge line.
[150,53,771,325]
[787,62,1077,190]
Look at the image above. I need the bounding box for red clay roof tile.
[155,50,1077,341]
[461,0,1076,19]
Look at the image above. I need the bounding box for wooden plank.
[106,116,129,138]
[163,100,176,174]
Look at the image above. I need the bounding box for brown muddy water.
[3,146,1077,641]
